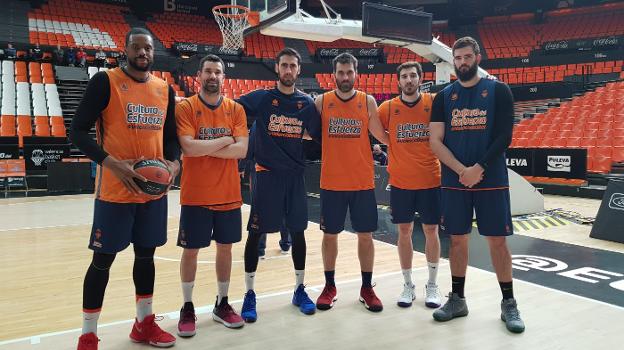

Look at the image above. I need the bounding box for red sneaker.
[129,314,176,348]
[77,332,98,350]
[359,286,383,312]
[316,284,337,310]
[212,297,244,329]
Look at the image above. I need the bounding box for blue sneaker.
[241,290,257,323]
[292,284,316,315]
[279,241,291,254]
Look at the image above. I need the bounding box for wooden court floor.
[0,192,622,349]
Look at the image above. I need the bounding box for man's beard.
[202,80,220,94]
[337,79,354,92]
[128,56,152,72]
[279,74,296,87]
[401,84,418,96]
[455,62,478,82]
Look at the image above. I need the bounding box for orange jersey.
[320,91,374,191]
[95,68,168,203]
[176,95,248,209]
[378,94,441,190]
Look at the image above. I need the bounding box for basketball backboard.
[230,0,298,36]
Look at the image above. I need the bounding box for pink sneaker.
[212,297,244,329]
[177,302,196,337]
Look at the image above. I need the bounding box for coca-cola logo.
[593,37,618,47]
[544,41,568,50]
[218,47,240,56]
[358,48,380,56]
[319,48,340,56]
[176,43,198,52]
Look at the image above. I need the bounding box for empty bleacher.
[1,61,65,146]
[479,3,624,59]
[510,81,624,174]
[28,0,129,50]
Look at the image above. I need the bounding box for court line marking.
[0,265,435,346]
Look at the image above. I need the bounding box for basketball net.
[213,5,250,50]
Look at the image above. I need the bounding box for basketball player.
[429,37,525,333]
[175,54,248,336]
[312,52,389,312]
[238,48,319,322]
[378,61,442,309]
[71,28,180,349]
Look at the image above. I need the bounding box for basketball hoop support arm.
[260,3,488,85]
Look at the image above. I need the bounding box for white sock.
[182,281,194,303]
[217,281,230,304]
[82,310,100,335]
[427,262,439,284]
[295,269,305,289]
[136,295,153,322]
[245,272,256,292]
[402,269,413,287]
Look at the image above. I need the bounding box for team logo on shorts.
[272,99,279,107]
[481,89,489,99]
[93,229,103,248]
[451,93,458,101]
[178,229,187,246]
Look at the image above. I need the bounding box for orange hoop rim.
[212,4,250,20]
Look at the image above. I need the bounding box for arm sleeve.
[477,82,515,169]
[302,100,322,141]
[430,92,445,123]
[163,86,182,162]
[236,91,259,120]
[69,72,110,164]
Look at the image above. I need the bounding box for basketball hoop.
[213,5,257,50]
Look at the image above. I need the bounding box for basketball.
[133,159,171,196]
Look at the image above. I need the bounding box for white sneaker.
[397,283,415,308]
[424,282,441,308]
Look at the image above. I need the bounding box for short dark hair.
[452,36,480,56]
[276,47,301,65]
[332,52,358,72]
[198,54,225,72]
[125,27,153,47]
[396,61,423,80]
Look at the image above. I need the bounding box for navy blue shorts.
[390,186,441,225]
[320,189,378,234]
[247,171,308,235]
[178,206,242,248]
[440,189,513,236]
[89,196,168,253]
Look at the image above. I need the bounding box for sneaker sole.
[242,315,257,323]
[176,329,196,337]
[359,297,383,312]
[425,301,441,308]
[130,338,176,348]
[316,297,337,310]
[433,310,469,322]
[397,300,413,308]
[212,315,245,329]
